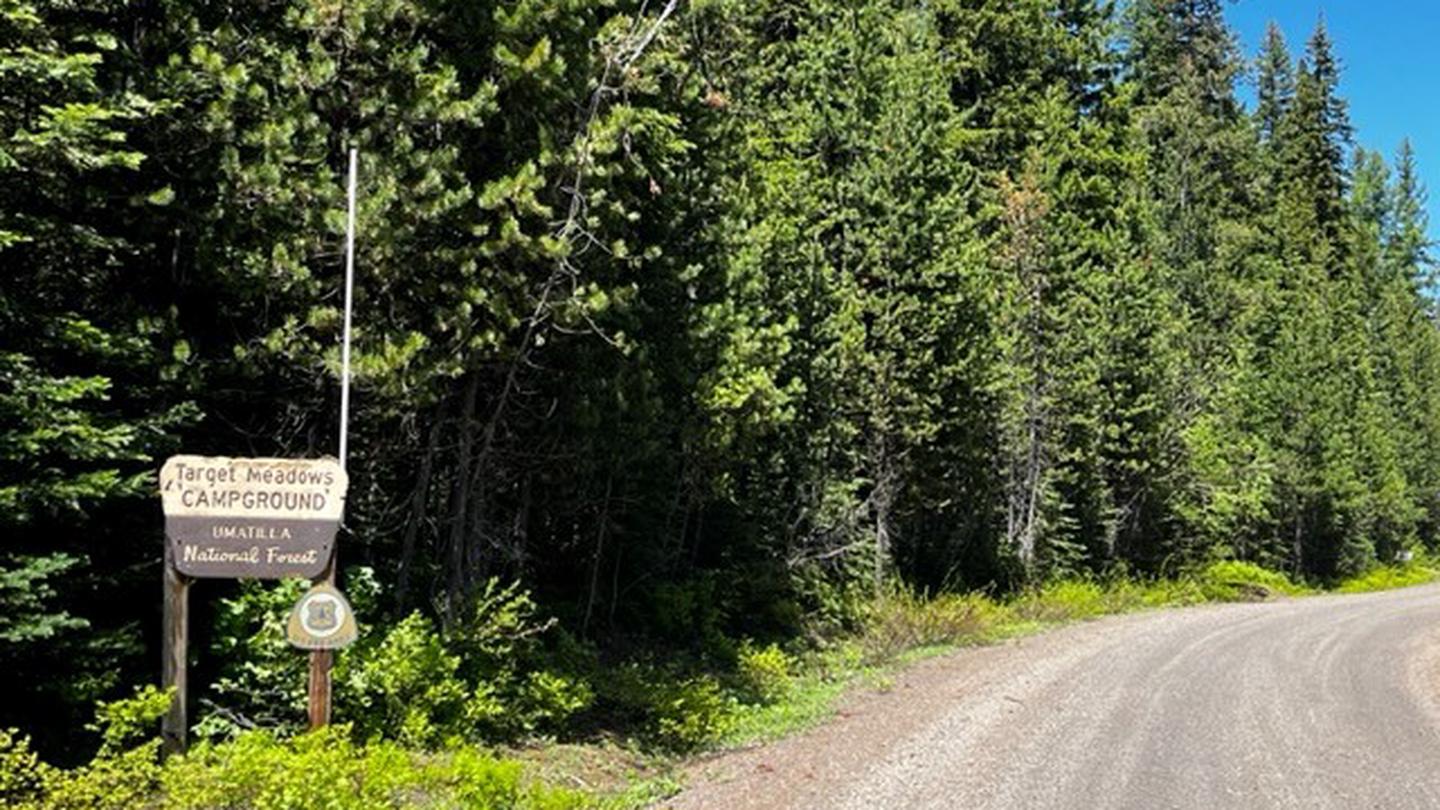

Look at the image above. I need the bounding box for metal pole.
[309,148,357,731]
[338,147,357,469]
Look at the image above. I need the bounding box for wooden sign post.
[296,578,358,728]
[305,555,338,731]
[158,455,348,752]
[161,542,189,755]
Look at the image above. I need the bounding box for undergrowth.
[6,558,1437,809]
[0,693,591,810]
[1336,556,1440,593]
[709,556,1440,749]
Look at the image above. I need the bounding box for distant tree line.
[3,0,1435,755]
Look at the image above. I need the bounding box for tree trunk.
[445,371,480,625]
[396,411,443,612]
[1293,500,1305,578]
[583,474,614,637]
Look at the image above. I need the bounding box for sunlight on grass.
[1336,559,1440,593]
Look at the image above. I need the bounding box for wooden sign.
[160,455,348,579]
[287,584,358,650]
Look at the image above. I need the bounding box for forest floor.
[656,582,1440,810]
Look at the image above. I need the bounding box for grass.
[677,560,1316,760]
[18,558,1434,810]
[723,663,856,747]
[504,741,671,803]
[1194,560,1312,600]
[1336,557,1440,593]
[654,555,1435,778]
[435,557,1440,807]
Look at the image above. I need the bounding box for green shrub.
[860,587,1000,663]
[2,687,170,810]
[590,661,659,727]
[443,747,589,810]
[1336,559,1439,593]
[1011,579,1109,623]
[0,729,52,807]
[338,602,595,747]
[462,668,593,743]
[566,658,730,751]
[162,727,588,809]
[448,579,594,739]
[1196,561,1304,601]
[790,560,875,639]
[735,641,793,704]
[339,580,594,745]
[652,676,737,751]
[439,746,525,809]
[517,670,595,730]
[164,727,412,809]
[598,662,739,750]
[340,612,471,747]
[90,685,174,756]
[39,745,161,810]
[649,576,733,656]
[10,696,592,810]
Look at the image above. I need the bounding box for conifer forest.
[4,0,1440,803]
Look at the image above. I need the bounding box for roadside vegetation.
[4,556,1434,809]
[1335,556,1440,594]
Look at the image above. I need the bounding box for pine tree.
[1129,0,1239,114]
[685,0,1000,600]
[1281,20,1353,252]
[1369,143,1440,555]
[983,2,1163,576]
[1124,0,1264,566]
[1388,139,1434,291]
[1255,23,1294,145]
[0,0,195,749]
[1256,20,1395,578]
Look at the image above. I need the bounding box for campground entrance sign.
[158,455,349,755]
[155,148,364,755]
[162,147,364,755]
[160,456,347,579]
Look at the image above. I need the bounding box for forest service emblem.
[287,584,358,650]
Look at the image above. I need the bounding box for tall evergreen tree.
[1281,20,1353,252]
[1255,23,1294,145]
[0,0,196,751]
[1256,19,1385,578]
[1388,139,1434,291]
[1124,0,1264,567]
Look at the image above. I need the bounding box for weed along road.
[663,584,1440,810]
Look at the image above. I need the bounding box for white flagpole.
[312,148,357,731]
[339,148,357,470]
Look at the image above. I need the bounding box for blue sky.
[1224,2,1440,242]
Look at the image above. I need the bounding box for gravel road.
[661,583,1440,810]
